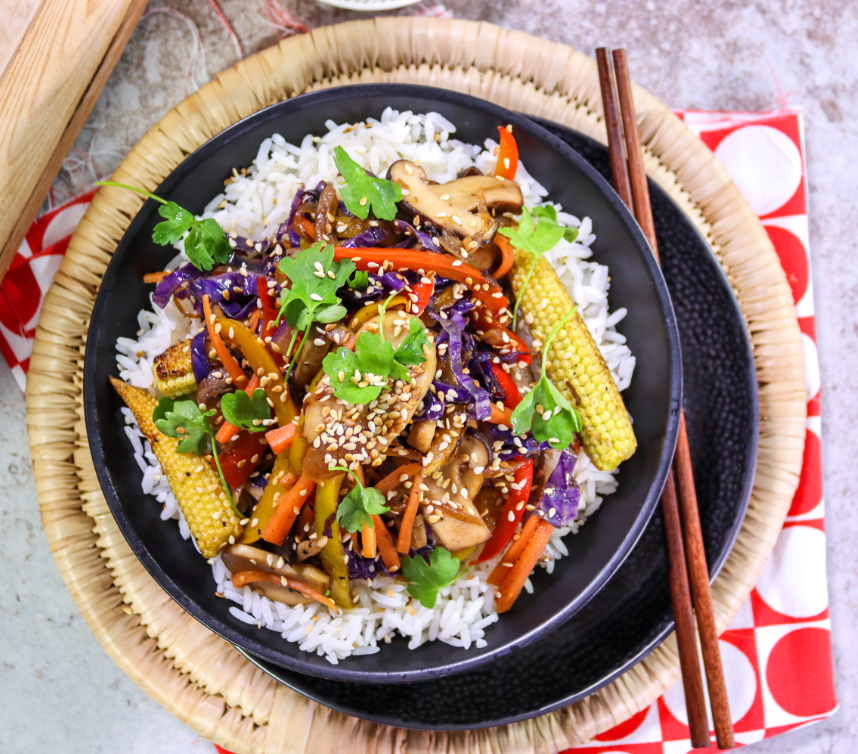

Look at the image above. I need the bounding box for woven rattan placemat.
[26,18,806,754]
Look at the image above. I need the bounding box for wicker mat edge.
[26,18,806,754]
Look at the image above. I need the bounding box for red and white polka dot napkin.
[0,108,832,752]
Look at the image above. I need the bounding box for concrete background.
[2,1,856,751]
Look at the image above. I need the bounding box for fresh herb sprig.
[498,205,579,328]
[333,146,402,221]
[510,309,583,450]
[220,388,270,433]
[152,397,242,517]
[276,242,354,377]
[322,295,429,404]
[95,181,231,271]
[329,467,390,533]
[401,547,466,608]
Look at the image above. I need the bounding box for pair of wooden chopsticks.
[596,48,735,750]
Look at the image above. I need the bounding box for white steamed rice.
[115,108,636,664]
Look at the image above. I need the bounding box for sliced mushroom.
[388,160,523,249]
[292,323,332,389]
[221,543,329,593]
[410,513,428,550]
[196,371,233,412]
[422,435,492,551]
[314,182,338,244]
[295,535,329,562]
[301,313,436,482]
[407,420,437,454]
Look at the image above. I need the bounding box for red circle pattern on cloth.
[0,110,834,752]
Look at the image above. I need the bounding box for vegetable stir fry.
[103,124,636,622]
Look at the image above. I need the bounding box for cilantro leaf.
[153,397,215,455]
[323,331,396,404]
[402,547,462,608]
[335,481,390,534]
[532,204,580,244]
[510,309,582,450]
[95,181,233,273]
[220,388,270,433]
[152,202,194,245]
[393,318,429,367]
[347,269,370,290]
[333,146,402,221]
[499,205,579,328]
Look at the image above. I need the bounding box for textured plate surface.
[83,85,681,685]
[237,119,758,728]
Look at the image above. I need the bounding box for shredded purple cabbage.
[347,550,391,581]
[428,302,492,421]
[190,329,209,383]
[152,263,203,309]
[341,269,420,304]
[187,270,263,319]
[393,219,442,252]
[468,350,506,402]
[341,224,395,248]
[482,422,548,460]
[532,448,580,527]
[417,390,445,421]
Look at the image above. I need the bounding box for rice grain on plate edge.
[114,109,635,664]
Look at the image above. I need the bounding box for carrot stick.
[265,423,296,454]
[249,307,261,334]
[203,294,247,388]
[373,462,422,496]
[143,271,170,284]
[396,470,423,554]
[295,213,316,240]
[488,514,540,586]
[261,474,316,545]
[489,404,513,425]
[361,521,377,559]
[495,519,554,613]
[230,570,337,610]
[214,374,261,444]
[372,514,401,573]
[493,234,516,280]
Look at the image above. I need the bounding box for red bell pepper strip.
[474,458,534,563]
[470,308,532,365]
[490,362,522,409]
[265,423,296,455]
[408,279,434,314]
[495,126,519,180]
[333,247,508,315]
[214,431,268,489]
[256,277,279,338]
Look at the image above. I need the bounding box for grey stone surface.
[3,1,856,751]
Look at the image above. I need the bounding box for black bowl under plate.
[84,85,682,685]
[238,120,758,729]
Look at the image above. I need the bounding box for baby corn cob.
[153,340,196,398]
[110,377,242,557]
[510,251,636,471]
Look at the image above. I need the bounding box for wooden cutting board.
[0,0,148,278]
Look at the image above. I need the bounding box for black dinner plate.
[84,86,683,685]
[236,119,759,729]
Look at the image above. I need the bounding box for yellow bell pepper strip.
[261,473,315,545]
[333,248,508,315]
[211,310,298,427]
[289,414,308,477]
[315,475,354,608]
[495,125,519,180]
[230,570,336,611]
[347,294,408,331]
[202,294,247,389]
[239,453,295,544]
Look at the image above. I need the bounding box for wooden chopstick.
[595,49,633,210]
[611,48,735,750]
[0,0,149,277]
[597,47,736,750]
